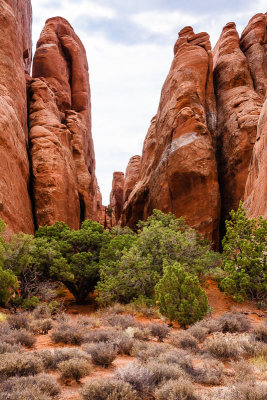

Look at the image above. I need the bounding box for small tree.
[220,203,267,303]
[0,266,18,305]
[36,220,110,303]
[155,261,208,328]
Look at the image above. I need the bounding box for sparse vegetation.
[58,357,92,382]
[154,378,201,400]
[83,342,118,367]
[81,378,138,400]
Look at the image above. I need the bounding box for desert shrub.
[37,348,90,370]
[12,329,36,347]
[154,378,201,400]
[146,360,188,384]
[32,305,52,320]
[81,378,138,400]
[106,314,135,329]
[125,326,150,341]
[155,261,208,328]
[131,341,170,362]
[21,296,39,310]
[203,335,241,359]
[7,312,29,330]
[50,323,83,345]
[29,319,53,335]
[187,322,209,341]
[0,352,43,377]
[83,342,117,367]
[58,357,92,382]
[192,359,225,385]
[76,316,95,327]
[115,362,156,394]
[213,383,267,400]
[149,323,170,341]
[220,203,267,303]
[232,360,255,382]
[241,338,267,358]
[157,350,195,376]
[0,342,21,354]
[111,331,134,355]
[253,324,267,343]
[217,313,251,333]
[82,328,116,343]
[170,332,198,350]
[0,374,60,400]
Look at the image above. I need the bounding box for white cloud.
[132,10,200,36]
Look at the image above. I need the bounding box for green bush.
[220,203,267,303]
[98,210,219,306]
[0,266,18,305]
[155,262,208,328]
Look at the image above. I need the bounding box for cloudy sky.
[31,0,266,204]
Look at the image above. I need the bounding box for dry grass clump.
[125,326,150,341]
[29,319,53,335]
[32,305,52,320]
[115,362,156,394]
[240,337,267,357]
[81,378,138,400]
[193,358,225,385]
[82,328,115,343]
[170,332,198,351]
[216,313,251,333]
[203,334,242,359]
[0,373,60,400]
[149,323,170,341]
[157,349,195,376]
[207,382,267,400]
[58,358,92,382]
[106,314,135,329]
[0,352,43,377]
[187,321,209,341]
[7,313,29,330]
[83,342,118,367]
[12,329,36,347]
[37,348,90,370]
[131,341,170,362]
[111,331,134,355]
[146,360,188,384]
[253,324,267,343]
[232,360,255,382]
[50,323,83,345]
[0,342,21,354]
[154,378,201,400]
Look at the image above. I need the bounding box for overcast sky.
[31,0,266,204]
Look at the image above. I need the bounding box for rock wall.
[118,14,267,242]
[0,0,34,235]
[121,27,221,246]
[109,172,125,226]
[28,17,98,229]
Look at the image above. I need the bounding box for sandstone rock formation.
[121,27,221,246]
[28,17,98,229]
[110,172,125,226]
[244,98,267,219]
[0,0,34,235]
[123,156,141,203]
[213,21,263,225]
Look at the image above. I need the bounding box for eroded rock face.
[110,172,125,226]
[244,98,267,219]
[0,0,34,235]
[122,27,221,246]
[29,17,97,229]
[124,156,141,203]
[213,22,263,225]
